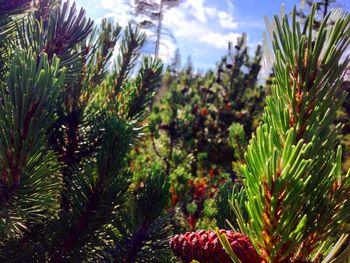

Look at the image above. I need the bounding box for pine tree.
[224,5,350,262]
[0,1,172,262]
[130,35,265,231]
[149,35,263,180]
[171,4,350,263]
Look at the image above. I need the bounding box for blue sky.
[73,0,350,71]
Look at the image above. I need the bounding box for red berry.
[187,216,197,230]
[209,168,215,178]
[200,107,209,116]
[193,179,207,200]
[187,179,193,186]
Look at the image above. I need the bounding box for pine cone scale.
[170,229,261,263]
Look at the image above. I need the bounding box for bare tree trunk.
[154,1,163,58]
[323,0,329,19]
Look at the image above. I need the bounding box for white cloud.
[100,0,132,26]
[158,39,177,63]
[218,11,238,29]
[199,32,240,49]
[204,6,217,18]
[96,0,241,62]
[184,0,207,23]
[163,8,208,38]
[100,0,118,9]
[227,0,234,9]
[162,3,239,49]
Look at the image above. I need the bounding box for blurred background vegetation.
[130,0,350,237]
[0,0,349,262]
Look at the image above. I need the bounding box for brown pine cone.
[170,229,261,263]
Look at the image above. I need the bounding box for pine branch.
[48,117,131,262]
[83,19,121,93]
[112,25,146,99]
[0,1,166,261]
[87,28,162,144]
[127,56,163,121]
[0,0,31,80]
[14,1,93,85]
[111,167,172,262]
[236,5,350,262]
[0,48,65,242]
[43,1,93,59]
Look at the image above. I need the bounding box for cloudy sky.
[73,0,350,71]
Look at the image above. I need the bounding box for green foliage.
[0,0,31,79]
[111,166,172,262]
[48,117,132,262]
[223,5,350,262]
[130,34,265,232]
[3,1,350,262]
[0,1,171,262]
[229,123,247,161]
[340,83,350,171]
[216,182,247,231]
[0,48,64,243]
[150,34,264,177]
[296,0,337,30]
[291,0,350,174]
